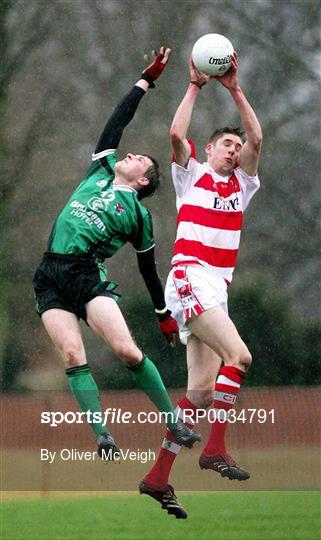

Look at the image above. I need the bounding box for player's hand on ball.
[214,52,239,90]
[158,312,179,347]
[189,56,210,89]
[141,46,171,87]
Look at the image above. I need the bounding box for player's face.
[115,153,153,183]
[206,134,243,174]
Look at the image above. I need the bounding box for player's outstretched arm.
[136,248,178,347]
[170,57,209,167]
[94,47,171,155]
[215,53,263,175]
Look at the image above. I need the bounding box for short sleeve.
[133,208,155,253]
[234,167,260,210]
[171,140,201,197]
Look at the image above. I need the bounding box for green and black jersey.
[48,149,154,261]
[35,85,166,312]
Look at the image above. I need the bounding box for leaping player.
[33,47,201,464]
[140,52,263,519]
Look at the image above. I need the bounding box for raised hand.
[141,46,171,87]
[189,55,210,88]
[214,52,239,91]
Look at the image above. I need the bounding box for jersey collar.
[204,162,230,182]
[112,182,138,194]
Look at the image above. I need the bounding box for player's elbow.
[247,136,262,161]
[170,127,184,145]
[252,130,263,151]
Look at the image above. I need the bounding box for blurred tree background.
[0,0,320,391]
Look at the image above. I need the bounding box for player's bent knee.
[63,345,86,368]
[240,350,252,370]
[115,344,142,366]
[224,348,252,371]
[232,350,252,372]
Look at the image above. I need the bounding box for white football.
[192,33,234,77]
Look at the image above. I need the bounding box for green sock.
[66,364,108,437]
[128,356,175,429]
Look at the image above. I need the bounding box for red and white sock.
[202,365,245,457]
[143,396,198,489]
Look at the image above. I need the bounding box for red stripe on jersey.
[173,238,238,268]
[172,139,196,163]
[194,173,241,197]
[177,204,243,231]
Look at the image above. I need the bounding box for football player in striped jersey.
[33,47,201,462]
[140,52,262,518]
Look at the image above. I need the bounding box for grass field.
[1,491,320,540]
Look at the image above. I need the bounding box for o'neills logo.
[222,394,236,404]
[214,390,236,404]
[209,55,232,65]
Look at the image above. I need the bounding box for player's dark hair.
[137,155,161,200]
[208,127,246,145]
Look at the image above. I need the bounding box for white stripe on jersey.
[176,221,241,250]
[176,185,241,212]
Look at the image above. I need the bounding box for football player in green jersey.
[33,47,201,459]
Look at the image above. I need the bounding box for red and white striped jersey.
[171,141,260,284]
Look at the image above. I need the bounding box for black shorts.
[33,253,120,321]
